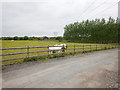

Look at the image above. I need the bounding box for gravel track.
[2,49,118,88]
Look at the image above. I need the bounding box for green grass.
[2,40,100,48]
[1,40,117,66]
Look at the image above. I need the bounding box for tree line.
[0,36,64,41]
[0,36,40,40]
[64,17,119,43]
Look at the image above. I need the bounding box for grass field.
[2,40,99,48]
[1,40,116,66]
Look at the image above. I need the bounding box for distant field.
[1,40,115,65]
[2,40,96,48]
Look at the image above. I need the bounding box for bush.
[23,56,48,62]
[24,57,39,62]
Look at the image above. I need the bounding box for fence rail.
[0,44,118,62]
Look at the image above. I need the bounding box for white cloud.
[1,0,119,37]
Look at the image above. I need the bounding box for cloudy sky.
[1,0,119,37]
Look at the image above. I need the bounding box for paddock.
[1,40,118,66]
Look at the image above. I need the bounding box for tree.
[55,36,63,42]
[63,17,118,43]
[13,36,19,40]
[19,37,24,40]
[23,36,29,40]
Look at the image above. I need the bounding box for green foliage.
[24,56,48,62]
[23,36,29,40]
[1,36,42,40]
[55,36,63,42]
[13,36,19,40]
[2,37,13,40]
[64,17,119,43]
[19,37,24,40]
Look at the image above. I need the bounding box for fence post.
[48,45,49,57]
[107,44,108,49]
[83,44,84,53]
[101,44,102,50]
[96,44,97,51]
[90,44,92,52]
[104,44,106,49]
[103,43,106,49]
[74,44,75,54]
[27,46,29,58]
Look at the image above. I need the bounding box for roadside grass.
[1,40,117,66]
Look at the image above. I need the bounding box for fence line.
[0,44,118,62]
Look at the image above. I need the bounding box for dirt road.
[2,49,118,88]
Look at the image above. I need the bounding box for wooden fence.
[0,44,118,62]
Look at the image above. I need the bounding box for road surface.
[2,49,118,88]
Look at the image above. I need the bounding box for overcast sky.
[1,0,119,37]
